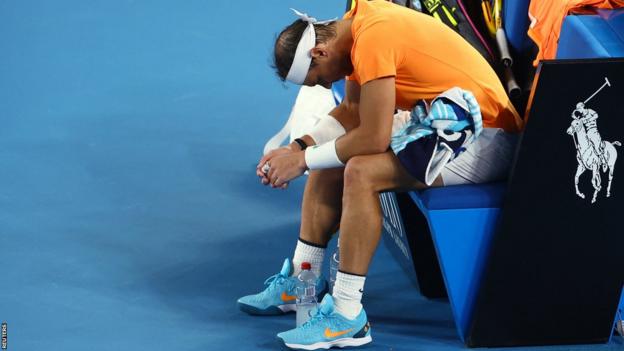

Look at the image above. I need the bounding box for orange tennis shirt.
[344,0,523,132]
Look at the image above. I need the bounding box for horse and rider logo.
[566,77,621,204]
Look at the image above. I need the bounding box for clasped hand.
[256,146,307,189]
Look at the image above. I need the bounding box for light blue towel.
[390,87,483,185]
[391,87,483,154]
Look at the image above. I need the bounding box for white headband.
[285,9,335,85]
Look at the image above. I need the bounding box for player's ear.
[310,46,328,59]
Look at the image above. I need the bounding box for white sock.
[292,239,325,277]
[332,271,366,320]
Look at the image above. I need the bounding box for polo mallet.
[584,77,611,104]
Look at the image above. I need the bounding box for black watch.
[294,138,308,151]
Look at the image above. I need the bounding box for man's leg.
[292,167,344,277]
[276,151,429,348]
[333,151,436,318]
[587,130,606,165]
[238,168,345,315]
[292,100,360,277]
[341,151,430,274]
[300,168,344,244]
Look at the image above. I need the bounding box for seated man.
[238,1,524,349]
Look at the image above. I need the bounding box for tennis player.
[238,1,523,349]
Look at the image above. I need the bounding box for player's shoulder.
[352,12,397,47]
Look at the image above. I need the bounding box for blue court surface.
[1,1,623,350]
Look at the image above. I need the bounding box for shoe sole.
[282,335,372,350]
[238,302,296,315]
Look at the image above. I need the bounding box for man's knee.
[308,168,345,184]
[343,156,373,191]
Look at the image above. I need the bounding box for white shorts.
[440,128,519,186]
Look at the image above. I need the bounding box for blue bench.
[404,8,624,344]
[407,183,506,341]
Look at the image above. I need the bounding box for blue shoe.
[237,258,328,316]
[277,294,372,350]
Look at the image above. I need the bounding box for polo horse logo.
[566,77,621,204]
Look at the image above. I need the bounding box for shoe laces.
[264,273,290,291]
[301,306,331,329]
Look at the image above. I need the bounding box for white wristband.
[304,139,344,170]
[308,114,346,145]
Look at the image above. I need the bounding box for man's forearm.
[334,77,395,163]
[302,126,389,171]
[301,77,394,169]
[297,102,390,165]
[292,101,357,150]
[335,126,390,163]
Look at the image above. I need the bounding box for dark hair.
[273,19,337,81]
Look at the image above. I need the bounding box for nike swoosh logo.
[324,327,353,339]
[281,291,297,302]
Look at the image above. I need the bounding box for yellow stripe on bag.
[442,5,458,26]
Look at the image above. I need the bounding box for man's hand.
[257,147,291,180]
[257,144,302,188]
[266,151,307,188]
